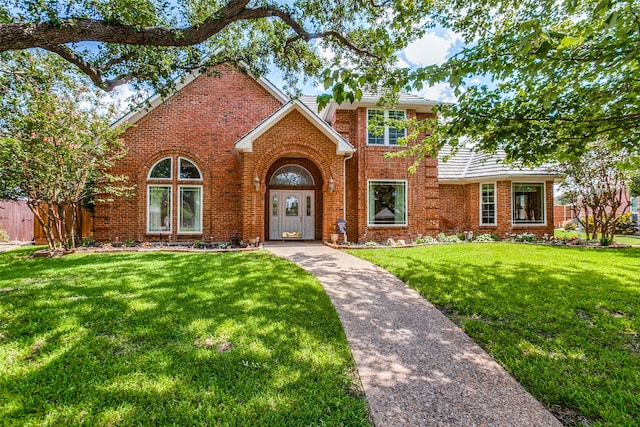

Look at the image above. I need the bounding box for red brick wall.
[241,109,344,242]
[94,66,282,242]
[341,108,440,243]
[439,180,555,238]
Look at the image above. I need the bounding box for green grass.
[554,229,640,246]
[348,243,640,427]
[0,248,370,426]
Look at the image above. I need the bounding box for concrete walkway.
[266,242,561,427]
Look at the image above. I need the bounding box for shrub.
[81,237,96,247]
[515,233,536,242]
[615,212,638,235]
[474,234,495,242]
[437,233,448,242]
[446,234,461,243]
[364,241,378,247]
[0,227,8,242]
[561,219,577,231]
[416,235,436,244]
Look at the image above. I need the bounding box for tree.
[0,0,425,98]
[322,0,640,165]
[556,145,633,245]
[0,51,131,251]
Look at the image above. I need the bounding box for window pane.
[148,186,171,232]
[387,110,406,145]
[306,196,311,217]
[179,187,202,233]
[272,195,278,216]
[179,158,201,180]
[270,165,314,186]
[367,109,385,145]
[513,183,544,224]
[481,183,496,225]
[149,158,171,179]
[368,181,407,225]
[285,196,299,216]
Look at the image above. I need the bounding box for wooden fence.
[33,204,94,245]
[0,200,34,242]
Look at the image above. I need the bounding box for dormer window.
[367,109,406,146]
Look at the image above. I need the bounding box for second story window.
[367,109,406,146]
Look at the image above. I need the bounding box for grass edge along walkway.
[348,243,640,427]
[0,248,371,426]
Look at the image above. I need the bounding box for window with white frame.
[512,183,545,224]
[480,183,496,226]
[368,180,407,226]
[147,156,203,234]
[367,109,406,146]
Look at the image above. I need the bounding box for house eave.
[438,173,563,184]
[235,100,355,155]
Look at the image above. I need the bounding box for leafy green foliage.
[556,145,633,243]
[0,50,131,250]
[350,243,640,426]
[322,1,640,165]
[0,0,429,100]
[0,249,370,425]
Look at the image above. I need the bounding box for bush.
[515,233,536,242]
[437,232,448,242]
[615,212,638,235]
[446,234,462,243]
[561,219,577,231]
[0,227,8,242]
[416,235,436,244]
[474,234,495,242]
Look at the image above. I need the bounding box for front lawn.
[0,248,370,426]
[554,229,640,246]
[349,244,640,427]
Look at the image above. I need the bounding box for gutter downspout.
[343,151,354,244]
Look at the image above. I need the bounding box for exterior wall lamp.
[253,176,260,192]
[328,177,335,193]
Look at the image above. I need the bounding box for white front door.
[269,190,314,240]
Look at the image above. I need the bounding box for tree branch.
[0,2,374,59]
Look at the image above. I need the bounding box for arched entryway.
[265,158,323,240]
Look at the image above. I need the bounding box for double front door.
[269,190,314,240]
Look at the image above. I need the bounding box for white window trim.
[366,109,407,146]
[479,182,497,226]
[177,185,203,234]
[147,157,173,180]
[367,179,408,227]
[178,157,203,181]
[511,182,546,226]
[147,185,172,234]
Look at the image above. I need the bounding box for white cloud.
[110,84,138,113]
[395,56,410,69]
[404,30,463,66]
[419,82,457,103]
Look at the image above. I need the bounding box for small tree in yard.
[556,145,633,245]
[0,51,131,251]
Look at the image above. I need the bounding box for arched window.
[147,156,203,234]
[270,165,315,187]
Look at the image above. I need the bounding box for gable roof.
[438,145,561,182]
[112,68,288,128]
[235,100,355,155]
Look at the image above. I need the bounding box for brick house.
[94,66,558,244]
